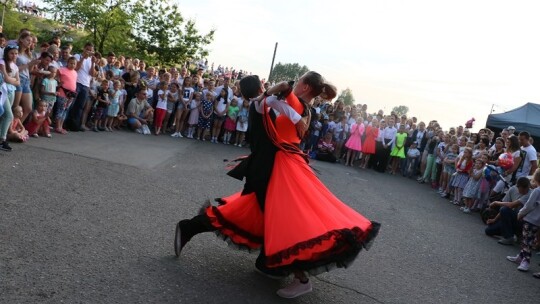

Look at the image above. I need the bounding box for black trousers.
[373,141,391,172]
[368,141,383,169]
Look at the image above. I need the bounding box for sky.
[177,0,540,131]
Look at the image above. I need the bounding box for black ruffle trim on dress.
[208,205,264,245]
[267,222,381,276]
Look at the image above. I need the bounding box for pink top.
[57,67,77,98]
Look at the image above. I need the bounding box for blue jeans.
[65,83,89,130]
[485,207,521,239]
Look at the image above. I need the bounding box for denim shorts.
[15,76,31,93]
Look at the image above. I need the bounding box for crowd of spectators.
[1,28,539,279]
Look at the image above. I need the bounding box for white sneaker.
[142,125,151,135]
[517,260,530,272]
[462,208,471,214]
[506,254,522,264]
[135,128,143,134]
[276,279,312,298]
[171,132,179,138]
[178,133,184,138]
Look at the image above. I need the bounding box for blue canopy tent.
[486,102,540,149]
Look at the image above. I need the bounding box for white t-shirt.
[517,145,538,178]
[182,87,194,103]
[156,89,168,110]
[16,53,32,79]
[436,142,446,164]
[76,56,93,87]
[214,85,234,102]
[215,97,227,113]
[0,59,18,79]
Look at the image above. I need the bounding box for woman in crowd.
[15,32,38,122]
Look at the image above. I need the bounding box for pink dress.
[345,123,365,152]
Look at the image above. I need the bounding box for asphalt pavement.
[1,131,539,304]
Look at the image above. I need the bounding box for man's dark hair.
[239,75,261,99]
[516,176,530,189]
[519,131,530,140]
[84,42,94,48]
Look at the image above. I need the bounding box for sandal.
[45,133,52,138]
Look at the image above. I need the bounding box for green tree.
[392,105,409,117]
[268,62,309,83]
[132,0,215,66]
[44,0,134,54]
[338,88,355,106]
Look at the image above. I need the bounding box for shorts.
[213,113,226,122]
[128,117,139,126]
[15,76,31,93]
[43,96,56,112]
[167,102,175,113]
[176,101,185,110]
[443,165,456,174]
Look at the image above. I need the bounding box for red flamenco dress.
[205,94,380,275]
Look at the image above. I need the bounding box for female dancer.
[175,73,379,298]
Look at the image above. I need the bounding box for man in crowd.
[126,89,154,135]
[516,131,538,179]
[485,177,531,244]
[375,118,397,173]
[65,42,96,132]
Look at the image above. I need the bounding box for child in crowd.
[404,142,421,178]
[113,80,127,129]
[344,117,364,166]
[334,116,348,160]
[25,100,51,138]
[223,97,239,144]
[55,56,77,134]
[435,134,449,191]
[164,82,179,134]
[390,123,407,175]
[507,168,540,274]
[8,106,29,142]
[461,158,485,213]
[234,99,249,147]
[418,136,440,184]
[360,118,379,169]
[440,144,459,198]
[105,80,121,132]
[154,81,168,135]
[187,92,201,139]
[172,78,193,138]
[451,147,473,205]
[93,79,110,132]
[197,91,214,141]
[474,153,492,210]
[307,113,322,152]
[211,88,228,143]
[40,66,57,114]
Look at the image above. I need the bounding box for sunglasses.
[6,44,19,50]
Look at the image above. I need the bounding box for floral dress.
[198,99,214,129]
